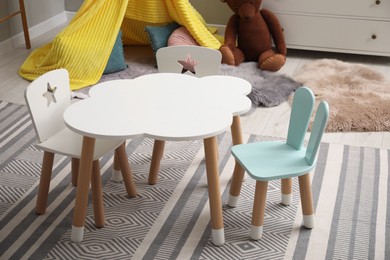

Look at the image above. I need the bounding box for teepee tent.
[18,0,222,90]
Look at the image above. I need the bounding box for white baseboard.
[0,11,72,56]
[208,23,226,36]
[66,11,76,21]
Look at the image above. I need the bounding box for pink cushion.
[168,27,200,46]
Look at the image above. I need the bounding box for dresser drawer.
[277,14,390,55]
[263,0,389,20]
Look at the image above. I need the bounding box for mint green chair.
[231,87,329,240]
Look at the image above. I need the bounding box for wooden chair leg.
[36,151,54,215]
[251,180,268,240]
[91,160,105,228]
[111,150,123,182]
[71,158,79,186]
[148,140,165,185]
[228,164,245,207]
[281,178,292,206]
[115,143,137,198]
[113,152,120,170]
[228,115,245,207]
[298,173,314,228]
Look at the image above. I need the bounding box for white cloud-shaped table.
[64,73,252,245]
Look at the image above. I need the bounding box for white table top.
[64,73,252,141]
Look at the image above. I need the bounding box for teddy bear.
[219,0,287,72]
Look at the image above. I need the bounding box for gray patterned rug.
[0,101,389,259]
[98,58,301,107]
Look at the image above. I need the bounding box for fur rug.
[294,59,390,132]
[219,63,301,107]
[99,58,301,107]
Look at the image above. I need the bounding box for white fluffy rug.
[294,59,390,132]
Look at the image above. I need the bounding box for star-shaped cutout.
[42,82,57,105]
[177,54,199,75]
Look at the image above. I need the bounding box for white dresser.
[262,0,390,56]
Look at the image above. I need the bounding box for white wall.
[65,0,82,12]
[64,0,233,24]
[190,0,232,25]
[0,0,65,43]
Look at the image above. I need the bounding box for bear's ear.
[220,0,226,2]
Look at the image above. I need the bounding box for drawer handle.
[372,34,377,40]
[375,0,380,4]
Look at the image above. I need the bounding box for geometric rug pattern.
[0,101,389,259]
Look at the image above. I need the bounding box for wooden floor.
[1,24,389,149]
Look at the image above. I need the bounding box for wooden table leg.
[148,140,165,185]
[71,136,95,242]
[115,143,137,198]
[204,136,224,246]
[228,115,245,207]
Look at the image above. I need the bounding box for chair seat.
[36,128,123,160]
[231,141,316,181]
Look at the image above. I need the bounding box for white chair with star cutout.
[24,69,137,225]
[156,45,222,77]
[148,46,222,185]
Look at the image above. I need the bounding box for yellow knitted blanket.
[19,0,222,90]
